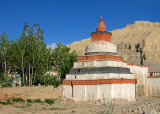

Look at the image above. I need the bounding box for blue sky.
[0,0,160,48]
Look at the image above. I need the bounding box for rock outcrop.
[68,21,160,72]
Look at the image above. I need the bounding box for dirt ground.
[0,97,160,114]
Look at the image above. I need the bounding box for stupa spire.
[96,16,106,32]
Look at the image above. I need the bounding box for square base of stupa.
[63,79,136,101]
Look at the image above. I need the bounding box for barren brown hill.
[68,21,160,72]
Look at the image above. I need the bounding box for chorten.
[63,17,137,101]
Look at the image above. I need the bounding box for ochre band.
[78,54,123,62]
[147,76,160,78]
[63,79,137,85]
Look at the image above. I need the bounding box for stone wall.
[148,77,160,97]
[0,85,63,101]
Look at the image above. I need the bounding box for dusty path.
[0,97,160,114]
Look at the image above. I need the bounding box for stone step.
[74,60,128,68]
[66,73,134,80]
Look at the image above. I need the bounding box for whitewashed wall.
[148,78,160,97]
[127,64,149,96]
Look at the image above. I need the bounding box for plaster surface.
[148,78,160,97]
[66,73,134,80]
[63,84,136,101]
[74,60,128,68]
[85,40,117,54]
[127,64,149,96]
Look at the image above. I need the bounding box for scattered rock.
[122,109,126,113]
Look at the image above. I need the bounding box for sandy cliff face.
[68,21,160,72]
[68,38,91,56]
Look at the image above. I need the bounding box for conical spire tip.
[96,16,106,32]
[100,16,102,20]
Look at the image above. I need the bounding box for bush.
[26,99,32,103]
[12,98,24,102]
[50,107,65,110]
[33,99,42,103]
[1,74,13,87]
[45,99,55,105]
[42,74,61,87]
[71,110,76,113]
[0,99,13,105]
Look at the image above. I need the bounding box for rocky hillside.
[68,21,160,72]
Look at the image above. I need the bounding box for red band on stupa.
[78,54,123,62]
[63,79,137,85]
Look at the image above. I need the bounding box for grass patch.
[71,110,76,113]
[13,106,20,108]
[20,106,26,108]
[44,99,55,105]
[50,107,65,110]
[13,103,32,108]
[12,98,24,102]
[0,99,13,105]
[42,107,46,110]
[13,106,25,108]
[33,99,42,103]
[40,103,44,105]
[26,99,32,103]
[26,103,32,107]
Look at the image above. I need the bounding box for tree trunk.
[29,64,31,86]
[22,51,24,85]
[25,69,28,86]
[4,60,7,74]
[22,65,24,85]
[31,66,33,86]
[23,67,24,85]
[31,57,35,86]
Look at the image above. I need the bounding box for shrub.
[33,99,42,103]
[42,74,61,87]
[12,98,24,102]
[26,103,32,107]
[45,99,55,105]
[71,110,75,113]
[26,99,32,103]
[1,74,13,87]
[50,107,65,110]
[0,99,13,105]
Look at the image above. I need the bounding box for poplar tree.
[0,32,9,74]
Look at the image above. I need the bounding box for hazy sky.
[0,0,160,48]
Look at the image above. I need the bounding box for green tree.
[42,74,61,87]
[51,43,78,80]
[7,40,19,72]
[0,23,77,87]
[27,24,50,86]
[0,32,9,74]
